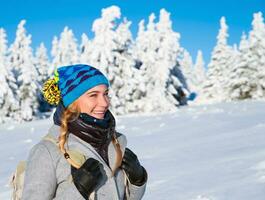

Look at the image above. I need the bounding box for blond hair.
[58,102,122,175]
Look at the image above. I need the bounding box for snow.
[1,100,265,199]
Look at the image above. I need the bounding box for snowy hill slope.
[1,101,265,200]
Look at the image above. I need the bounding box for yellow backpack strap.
[42,133,87,167]
[10,161,26,200]
[66,149,87,167]
[42,133,58,145]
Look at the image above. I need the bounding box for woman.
[22,64,147,200]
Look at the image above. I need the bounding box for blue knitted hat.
[43,64,109,107]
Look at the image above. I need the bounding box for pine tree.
[226,33,257,100]
[50,36,59,73]
[35,42,50,84]
[35,42,52,112]
[0,28,18,122]
[179,50,196,91]
[111,19,144,114]
[80,33,92,65]
[248,12,265,99]
[201,17,235,103]
[88,5,121,75]
[9,20,39,121]
[193,50,206,92]
[133,9,183,112]
[157,9,186,107]
[133,13,161,112]
[51,27,79,69]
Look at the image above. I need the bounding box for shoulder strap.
[42,133,87,167]
[42,133,58,145]
[10,161,26,200]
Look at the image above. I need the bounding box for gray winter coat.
[22,124,147,200]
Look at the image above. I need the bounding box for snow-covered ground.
[1,101,265,200]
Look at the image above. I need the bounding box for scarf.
[53,102,116,165]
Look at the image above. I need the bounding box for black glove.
[121,148,147,186]
[71,158,103,199]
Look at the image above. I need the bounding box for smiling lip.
[93,111,106,116]
[93,112,105,119]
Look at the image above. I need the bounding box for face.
[75,84,110,119]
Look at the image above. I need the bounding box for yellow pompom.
[42,78,61,105]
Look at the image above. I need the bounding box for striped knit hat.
[43,64,109,107]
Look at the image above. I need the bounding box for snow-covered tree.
[0,28,18,122]
[133,15,159,112]
[248,12,265,99]
[133,9,184,112]
[51,27,79,70]
[193,50,206,92]
[50,36,59,74]
[201,17,236,103]
[87,5,121,75]
[179,50,196,91]
[35,43,50,84]
[226,33,257,100]
[227,12,265,100]
[9,20,39,121]
[35,42,53,113]
[156,9,187,106]
[110,19,145,114]
[80,33,92,65]
[133,13,160,112]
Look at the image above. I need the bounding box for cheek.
[79,98,96,113]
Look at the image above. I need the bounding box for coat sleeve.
[21,143,84,200]
[117,133,147,200]
[126,168,147,200]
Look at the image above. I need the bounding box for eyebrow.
[87,89,109,94]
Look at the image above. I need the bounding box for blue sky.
[0,0,264,65]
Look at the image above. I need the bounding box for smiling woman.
[21,64,147,200]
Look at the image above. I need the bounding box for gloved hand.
[71,158,103,199]
[121,148,147,186]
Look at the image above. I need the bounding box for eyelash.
[89,93,109,97]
